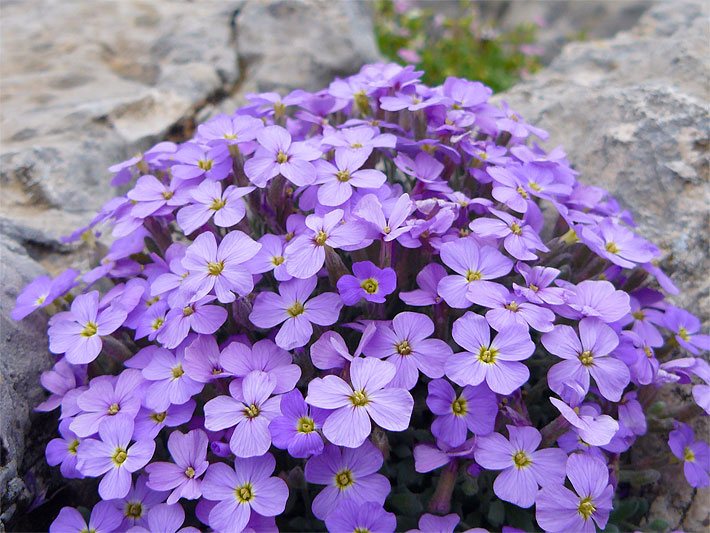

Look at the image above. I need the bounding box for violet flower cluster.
[16,62,709,532]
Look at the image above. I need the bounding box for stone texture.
[0,1,379,529]
[499,2,710,530]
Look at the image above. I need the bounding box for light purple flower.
[284,209,366,279]
[172,143,232,182]
[437,237,513,309]
[668,422,710,488]
[400,262,446,306]
[177,181,254,235]
[663,306,710,355]
[243,234,292,281]
[110,475,168,530]
[406,513,460,533]
[133,401,195,442]
[127,503,198,533]
[249,276,342,350]
[337,261,396,305]
[468,282,555,332]
[77,418,155,500]
[244,125,321,187]
[182,231,261,304]
[304,441,390,520]
[536,454,613,533]
[183,334,229,383]
[355,192,414,241]
[203,371,281,457]
[446,312,534,395]
[196,113,263,147]
[413,438,476,473]
[363,311,451,389]
[157,296,227,349]
[325,500,396,533]
[269,389,329,458]
[469,208,548,260]
[314,150,386,206]
[474,425,567,507]
[50,501,122,533]
[142,347,203,411]
[560,280,630,324]
[306,357,414,447]
[127,175,191,218]
[321,125,396,160]
[220,338,301,394]
[46,419,84,479]
[36,359,85,412]
[201,453,288,533]
[427,379,497,447]
[48,291,127,364]
[12,268,78,320]
[512,263,567,305]
[310,323,376,370]
[581,219,656,268]
[146,429,209,504]
[550,397,619,447]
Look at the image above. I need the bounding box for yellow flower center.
[477,346,498,364]
[81,322,98,337]
[451,397,467,416]
[271,255,285,266]
[396,340,412,356]
[505,302,519,312]
[198,159,213,171]
[529,283,539,292]
[314,230,328,246]
[207,261,224,276]
[182,306,195,316]
[513,450,532,469]
[145,296,160,307]
[68,439,80,455]
[516,186,529,199]
[351,142,363,149]
[577,496,596,520]
[336,170,351,182]
[678,326,690,341]
[360,278,379,294]
[125,502,143,519]
[353,529,371,533]
[684,446,696,462]
[210,197,227,211]
[632,310,646,321]
[150,411,167,423]
[605,242,620,254]
[349,389,370,407]
[466,270,482,282]
[383,225,391,234]
[297,416,315,434]
[235,483,254,503]
[185,466,196,478]
[276,151,289,164]
[171,364,185,379]
[112,447,128,466]
[643,346,653,358]
[107,403,121,415]
[579,350,594,366]
[510,222,523,236]
[243,403,261,419]
[334,469,355,490]
[529,182,542,192]
[151,317,165,331]
[36,295,47,305]
[287,301,305,317]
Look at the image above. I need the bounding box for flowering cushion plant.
[15,62,710,532]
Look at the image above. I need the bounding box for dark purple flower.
[337,261,396,305]
[668,422,710,488]
[269,389,328,458]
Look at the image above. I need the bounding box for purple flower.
[127,503,198,533]
[314,150,386,206]
[310,323,376,370]
[363,311,452,389]
[249,276,342,350]
[142,347,203,411]
[668,422,710,488]
[512,264,567,305]
[413,438,476,473]
[542,318,630,403]
[203,371,281,457]
[182,334,228,383]
[201,453,289,533]
[306,357,414,447]
[446,312,534,395]
[560,280,630,323]
[304,440,390,520]
[77,418,155,499]
[12,267,78,320]
[244,125,321,187]
[536,454,613,533]
[50,502,122,533]
[321,125,396,160]
[325,500,396,533]
[406,513,460,533]
[177,181,254,235]
[269,389,328,458]
[133,401,195,442]
[110,475,168,530]
[355,192,414,241]
[127,175,191,218]
[196,113,263,147]
[437,237,513,309]
[400,262,446,306]
[394,151,444,184]
[474,425,567,507]
[182,231,261,304]
[284,209,366,279]
[663,306,710,355]
[70,369,143,438]
[550,397,619,447]
[48,291,127,364]
[172,143,232,182]
[219,338,301,394]
[46,419,84,479]
[337,261,396,305]
[468,282,555,332]
[146,429,209,504]
[380,88,446,111]
[37,359,85,412]
[157,296,227,349]
[581,219,656,268]
[469,208,549,260]
[243,234,292,281]
[426,379,497,447]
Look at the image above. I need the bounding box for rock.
[499,2,710,530]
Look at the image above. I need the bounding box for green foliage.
[374,0,541,91]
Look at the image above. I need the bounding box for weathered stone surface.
[500,2,710,530]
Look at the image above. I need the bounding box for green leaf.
[389,489,424,517]
[487,499,505,527]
